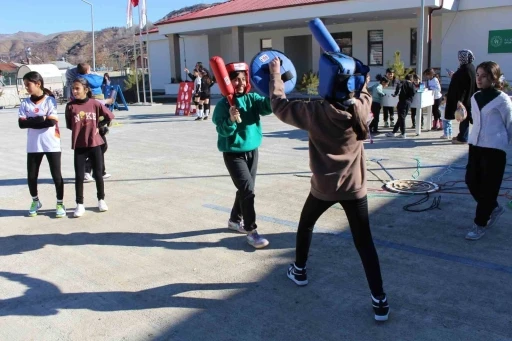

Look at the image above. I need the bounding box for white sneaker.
[398,134,407,139]
[84,173,94,182]
[103,173,112,179]
[74,204,85,218]
[246,230,269,249]
[228,220,247,234]
[98,200,108,212]
[386,132,397,137]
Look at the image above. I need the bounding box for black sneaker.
[287,263,308,286]
[371,294,390,321]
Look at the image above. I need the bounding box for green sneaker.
[29,200,42,217]
[56,203,66,218]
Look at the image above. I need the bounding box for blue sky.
[1,0,216,35]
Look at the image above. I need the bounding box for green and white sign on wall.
[488,29,512,54]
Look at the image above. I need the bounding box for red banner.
[175,82,195,116]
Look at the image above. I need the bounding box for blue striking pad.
[250,49,297,96]
[308,17,370,102]
[317,52,369,101]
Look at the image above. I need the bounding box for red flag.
[131,0,139,6]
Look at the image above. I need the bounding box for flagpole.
[138,4,147,104]
[133,31,140,104]
[145,23,154,104]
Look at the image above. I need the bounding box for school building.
[143,0,512,95]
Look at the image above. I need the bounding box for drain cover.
[384,179,439,194]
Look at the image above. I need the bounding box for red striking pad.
[209,56,235,106]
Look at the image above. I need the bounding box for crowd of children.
[368,68,450,139]
[16,48,511,323]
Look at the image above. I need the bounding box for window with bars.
[368,30,383,66]
[260,38,272,51]
[411,28,417,66]
[331,32,353,56]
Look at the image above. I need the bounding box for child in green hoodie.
[212,62,273,249]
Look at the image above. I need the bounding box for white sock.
[198,109,203,118]
[205,110,209,117]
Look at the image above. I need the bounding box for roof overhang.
[157,0,447,36]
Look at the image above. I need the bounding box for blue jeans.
[443,119,453,137]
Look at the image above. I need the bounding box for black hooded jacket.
[445,63,477,121]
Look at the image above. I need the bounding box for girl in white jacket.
[424,69,443,130]
[465,61,512,240]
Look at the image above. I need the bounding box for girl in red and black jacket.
[65,77,115,218]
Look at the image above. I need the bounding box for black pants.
[410,108,424,127]
[465,145,506,227]
[383,106,394,123]
[27,152,64,200]
[85,135,107,177]
[432,98,442,121]
[392,100,411,135]
[295,193,384,296]
[370,102,381,131]
[223,149,258,232]
[74,146,105,204]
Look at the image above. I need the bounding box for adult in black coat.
[445,49,477,144]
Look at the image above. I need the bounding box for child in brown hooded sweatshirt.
[268,57,389,322]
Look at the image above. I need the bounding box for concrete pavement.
[0,103,511,341]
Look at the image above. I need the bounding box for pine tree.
[387,51,415,80]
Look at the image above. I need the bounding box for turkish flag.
[131,0,139,6]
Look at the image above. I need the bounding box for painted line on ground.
[203,203,512,275]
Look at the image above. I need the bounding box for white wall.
[244,17,443,78]
[219,33,234,64]
[156,16,446,91]
[157,0,439,35]
[457,0,512,10]
[441,5,512,81]
[178,35,209,81]
[148,37,171,91]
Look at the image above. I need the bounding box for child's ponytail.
[23,71,55,98]
[43,88,55,98]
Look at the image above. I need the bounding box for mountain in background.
[0,3,221,68]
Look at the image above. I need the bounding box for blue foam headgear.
[309,18,370,102]
[250,49,297,96]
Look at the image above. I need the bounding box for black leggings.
[74,146,105,204]
[432,98,442,121]
[296,193,384,296]
[383,106,394,122]
[85,135,107,177]
[410,108,423,126]
[392,100,411,135]
[370,102,381,131]
[27,152,64,200]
